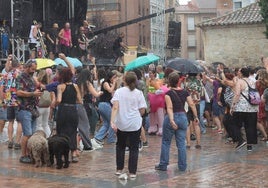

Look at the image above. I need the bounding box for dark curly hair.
[58,68,73,83]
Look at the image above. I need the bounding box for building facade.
[150,0,166,60]
[166,0,233,60]
[86,0,150,61]
[197,2,268,67]
[171,0,218,60]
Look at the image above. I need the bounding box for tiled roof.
[197,2,263,27]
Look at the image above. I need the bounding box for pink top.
[148,85,169,113]
[59,29,72,46]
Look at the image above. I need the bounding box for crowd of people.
[0,44,268,178]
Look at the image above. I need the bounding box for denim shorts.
[0,107,7,120]
[212,102,224,117]
[18,110,36,136]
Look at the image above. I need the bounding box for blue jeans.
[18,110,37,136]
[199,100,206,133]
[95,102,116,143]
[159,112,188,171]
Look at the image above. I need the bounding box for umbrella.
[36,58,55,70]
[54,57,83,67]
[125,54,159,71]
[166,58,204,74]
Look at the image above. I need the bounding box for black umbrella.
[166,58,204,74]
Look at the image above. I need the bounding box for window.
[143,25,146,46]
[139,24,142,45]
[234,2,242,10]
[188,51,196,60]
[88,0,119,11]
[187,17,195,31]
[188,35,196,47]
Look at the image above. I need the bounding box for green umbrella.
[125,54,160,71]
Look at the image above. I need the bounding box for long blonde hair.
[37,70,49,85]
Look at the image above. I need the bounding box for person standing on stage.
[113,32,128,66]
[28,22,41,59]
[58,22,72,56]
[46,23,59,59]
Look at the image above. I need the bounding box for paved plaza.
[0,125,268,188]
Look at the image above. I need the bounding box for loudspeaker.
[13,0,33,38]
[13,0,23,37]
[167,21,181,49]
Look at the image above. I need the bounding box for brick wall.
[202,23,268,67]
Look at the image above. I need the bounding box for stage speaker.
[167,21,181,49]
[13,0,23,37]
[13,0,33,38]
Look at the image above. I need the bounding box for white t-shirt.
[111,87,147,132]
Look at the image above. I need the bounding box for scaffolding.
[150,0,166,63]
[11,0,25,63]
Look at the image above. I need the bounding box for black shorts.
[7,106,19,121]
[187,104,200,122]
[29,43,37,51]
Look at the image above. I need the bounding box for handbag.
[30,107,40,119]
[241,79,261,105]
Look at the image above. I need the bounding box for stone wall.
[201,24,268,68]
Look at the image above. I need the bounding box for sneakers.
[143,141,148,147]
[8,141,13,149]
[115,170,123,176]
[20,156,32,164]
[129,174,136,179]
[195,145,202,149]
[139,141,143,152]
[83,147,95,152]
[91,138,103,149]
[14,143,21,150]
[155,164,167,171]
[247,145,252,152]
[72,156,79,163]
[235,141,246,150]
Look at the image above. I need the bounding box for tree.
[259,0,268,38]
[90,12,118,59]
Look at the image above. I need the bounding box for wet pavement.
[1,125,268,188]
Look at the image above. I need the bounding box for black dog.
[48,134,70,169]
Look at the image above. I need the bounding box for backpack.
[241,79,261,105]
[38,90,52,107]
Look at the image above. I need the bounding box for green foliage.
[259,0,268,38]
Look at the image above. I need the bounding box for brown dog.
[27,130,50,167]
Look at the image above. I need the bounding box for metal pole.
[43,0,45,23]
[11,0,15,58]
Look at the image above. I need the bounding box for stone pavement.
[1,126,268,188]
